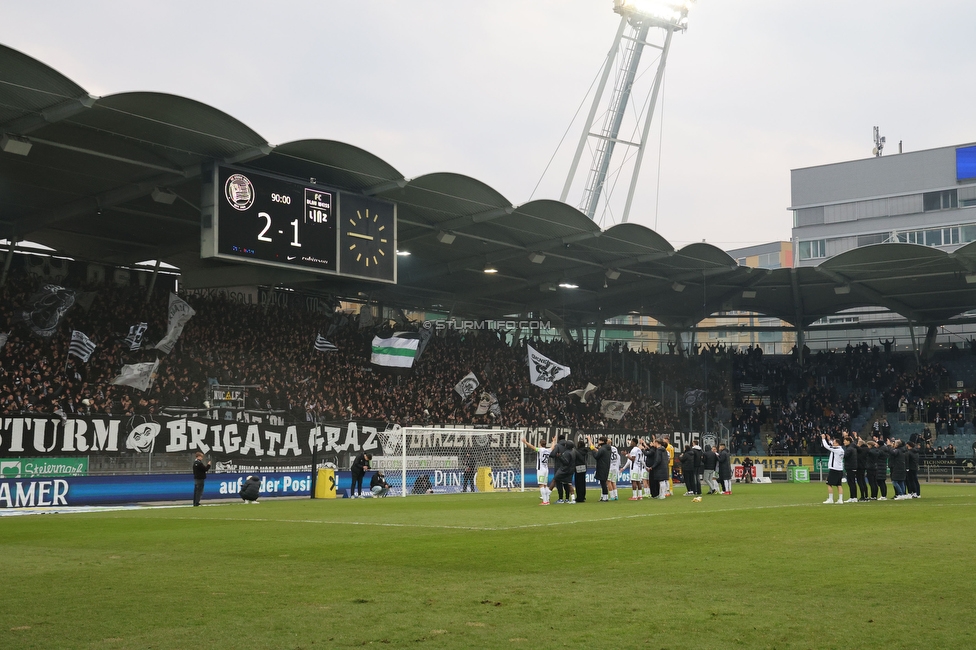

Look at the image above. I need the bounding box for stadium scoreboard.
[201,165,397,283]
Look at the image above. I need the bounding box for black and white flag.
[314,334,337,352]
[527,345,571,390]
[124,322,148,351]
[154,293,195,354]
[68,330,96,362]
[17,284,76,338]
[454,371,479,399]
[475,391,500,417]
[0,331,9,349]
[600,400,632,421]
[568,382,598,403]
[112,359,160,392]
[415,326,433,361]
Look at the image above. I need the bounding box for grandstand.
[3,41,976,506]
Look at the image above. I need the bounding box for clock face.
[338,194,396,282]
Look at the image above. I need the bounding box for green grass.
[2,483,976,649]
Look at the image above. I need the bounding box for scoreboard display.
[202,165,396,283]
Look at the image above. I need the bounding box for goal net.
[374,426,525,496]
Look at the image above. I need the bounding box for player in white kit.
[522,437,552,505]
[608,442,621,501]
[623,438,645,500]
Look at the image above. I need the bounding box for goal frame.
[379,426,526,497]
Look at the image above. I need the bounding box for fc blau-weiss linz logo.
[225,173,255,211]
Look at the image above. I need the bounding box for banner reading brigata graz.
[0,415,387,458]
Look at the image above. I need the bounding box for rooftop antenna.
[561,0,694,226]
[872,126,886,157]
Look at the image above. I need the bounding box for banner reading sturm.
[0,416,385,458]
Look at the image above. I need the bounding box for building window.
[856,233,889,247]
[923,189,958,211]
[757,252,781,269]
[798,239,825,260]
[737,257,747,266]
[961,225,976,243]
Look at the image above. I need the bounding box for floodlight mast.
[560,0,692,226]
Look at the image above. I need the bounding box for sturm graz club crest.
[224,173,255,211]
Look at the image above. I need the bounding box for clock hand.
[347,232,374,241]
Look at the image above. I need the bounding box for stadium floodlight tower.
[561,0,693,226]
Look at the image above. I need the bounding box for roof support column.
[795,328,805,366]
[144,259,162,304]
[1,233,17,289]
[908,322,920,365]
[591,323,603,353]
[921,325,939,360]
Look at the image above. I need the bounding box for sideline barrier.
[0,472,313,508]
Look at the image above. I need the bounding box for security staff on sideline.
[192,451,211,507]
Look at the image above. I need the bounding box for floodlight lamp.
[834,285,851,295]
[672,282,685,292]
[151,188,178,205]
[605,269,621,280]
[528,252,546,264]
[965,274,976,284]
[742,290,757,299]
[0,134,32,156]
[614,0,693,27]
[396,250,411,256]
[559,282,579,289]
[436,231,456,245]
[483,265,498,274]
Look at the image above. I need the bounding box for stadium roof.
[3,43,976,331]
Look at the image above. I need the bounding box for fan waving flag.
[371,335,419,369]
[454,371,479,399]
[124,322,148,351]
[154,293,195,354]
[527,345,571,389]
[600,400,632,421]
[111,359,160,392]
[568,382,598,403]
[314,334,337,352]
[68,330,97,362]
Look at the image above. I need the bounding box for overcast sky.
[5,0,975,251]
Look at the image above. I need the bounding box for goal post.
[375,426,526,497]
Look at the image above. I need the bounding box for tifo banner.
[0,416,386,458]
[0,457,88,478]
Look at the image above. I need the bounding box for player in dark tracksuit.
[589,435,612,502]
[717,444,732,494]
[573,439,588,503]
[843,437,859,502]
[855,439,869,502]
[905,441,921,498]
[680,446,697,495]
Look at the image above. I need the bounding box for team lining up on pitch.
[522,434,733,505]
[514,429,929,507]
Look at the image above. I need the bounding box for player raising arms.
[522,436,553,505]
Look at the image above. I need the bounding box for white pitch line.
[161,496,976,531]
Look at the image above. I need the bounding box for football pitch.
[3,483,976,649]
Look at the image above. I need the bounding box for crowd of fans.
[2,268,975,453]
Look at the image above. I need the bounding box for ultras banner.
[0,416,386,458]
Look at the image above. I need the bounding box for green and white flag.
[371,335,419,369]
